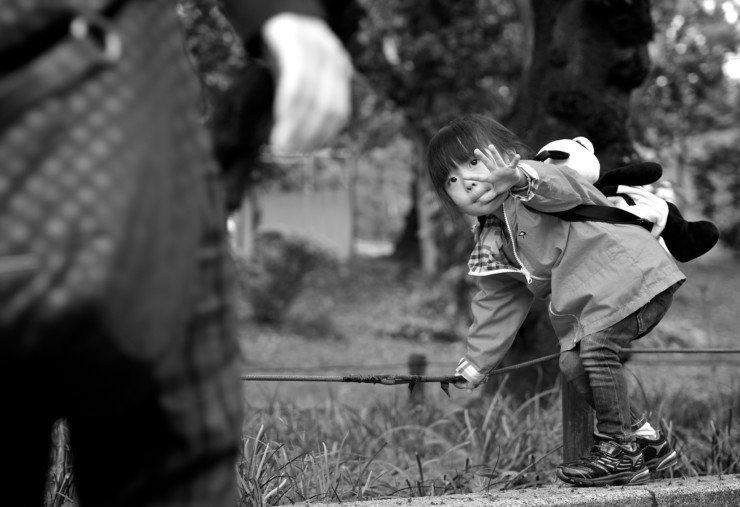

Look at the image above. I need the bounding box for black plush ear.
[547,150,570,160]
[534,151,549,162]
[594,161,663,189]
[534,149,571,162]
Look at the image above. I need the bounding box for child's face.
[445,158,507,216]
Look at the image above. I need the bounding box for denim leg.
[578,323,636,443]
[559,350,645,430]
[561,285,676,443]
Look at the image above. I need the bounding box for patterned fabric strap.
[0,0,129,130]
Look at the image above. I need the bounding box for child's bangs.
[428,122,482,187]
[440,122,485,167]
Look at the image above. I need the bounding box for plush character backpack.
[535,138,719,263]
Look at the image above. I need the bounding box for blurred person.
[0,0,354,505]
[426,114,684,487]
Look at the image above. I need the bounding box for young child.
[426,114,685,487]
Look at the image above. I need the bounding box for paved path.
[322,474,740,506]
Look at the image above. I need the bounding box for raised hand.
[465,144,523,203]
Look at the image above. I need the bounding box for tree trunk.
[415,133,441,274]
[392,190,421,265]
[487,0,655,399]
[508,0,653,168]
[392,130,441,273]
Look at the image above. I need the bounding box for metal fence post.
[561,374,594,462]
[408,354,427,406]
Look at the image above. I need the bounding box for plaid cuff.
[509,162,539,201]
[455,358,486,386]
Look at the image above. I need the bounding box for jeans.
[559,283,679,444]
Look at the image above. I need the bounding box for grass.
[235,381,740,505]
[236,381,566,505]
[234,252,740,505]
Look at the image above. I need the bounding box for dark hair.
[426,114,532,211]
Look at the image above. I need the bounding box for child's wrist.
[510,165,528,192]
[456,358,486,386]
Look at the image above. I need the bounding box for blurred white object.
[263,14,354,154]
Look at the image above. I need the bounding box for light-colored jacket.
[456,161,686,384]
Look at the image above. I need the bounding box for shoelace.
[561,441,621,467]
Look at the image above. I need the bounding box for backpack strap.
[544,204,653,231]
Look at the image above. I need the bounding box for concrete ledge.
[322,475,740,507]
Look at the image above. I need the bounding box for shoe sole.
[557,467,650,487]
[645,450,678,472]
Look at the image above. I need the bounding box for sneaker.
[636,432,677,472]
[557,440,650,487]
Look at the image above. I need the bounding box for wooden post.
[408,354,427,406]
[561,374,594,462]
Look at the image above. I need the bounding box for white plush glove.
[608,185,669,238]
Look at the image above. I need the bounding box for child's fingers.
[473,149,503,180]
[508,152,521,168]
[483,146,498,165]
[465,172,491,182]
[487,144,508,165]
[477,187,498,202]
[465,174,500,201]
[474,147,520,173]
[452,380,477,392]
[473,148,494,169]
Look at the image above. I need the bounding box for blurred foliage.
[178,0,740,254]
[352,0,525,139]
[629,0,740,251]
[235,231,337,325]
[178,0,246,94]
[178,0,279,211]
[349,0,528,268]
[630,0,740,146]
[351,137,415,243]
[693,144,740,250]
[385,264,473,343]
